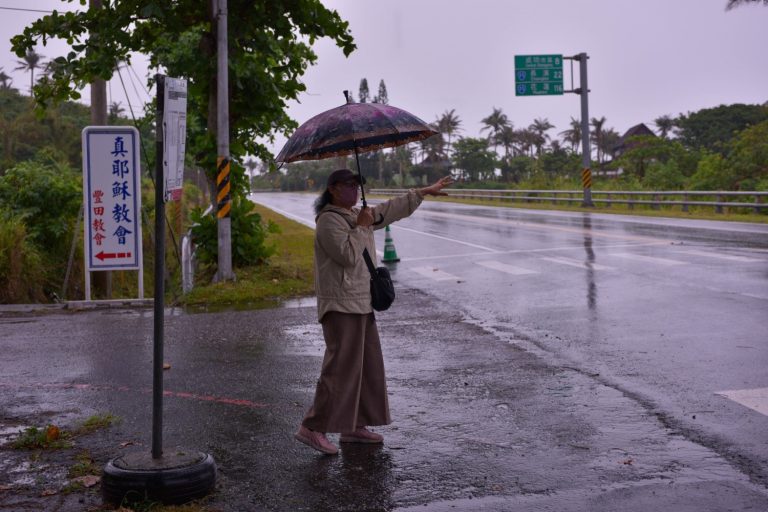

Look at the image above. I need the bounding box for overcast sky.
[1,0,766,157]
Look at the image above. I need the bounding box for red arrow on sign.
[95,251,132,261]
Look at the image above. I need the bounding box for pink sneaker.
[340,427,384,444]
[294,426,338,455]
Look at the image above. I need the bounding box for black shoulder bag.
[363,248,395,312]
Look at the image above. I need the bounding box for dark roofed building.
[613,123,656,157]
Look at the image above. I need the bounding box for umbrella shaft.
[354,146,368,208]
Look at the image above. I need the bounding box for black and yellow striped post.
[216,156,231,218]
[581,167,594,207]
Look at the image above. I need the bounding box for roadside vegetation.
[262,96,768,198]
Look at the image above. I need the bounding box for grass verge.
[178,203,315,308]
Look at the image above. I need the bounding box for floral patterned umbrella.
[276,92,437,206]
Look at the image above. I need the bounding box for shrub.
[189,196,280,270]
[0,212,46,303]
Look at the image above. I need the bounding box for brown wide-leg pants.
[301,311,391,433]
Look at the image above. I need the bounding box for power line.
[0,6,54,14]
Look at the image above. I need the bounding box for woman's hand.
[356,207,375,228]
[419,175,455,197]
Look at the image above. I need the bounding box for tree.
[559,117,581,153]
[14,50,45,94]
[600,128,621,163]
[726,0,768,9]
[0,69,13,91]
[108,101,125,123]
[373,79,388,105]
[529,118,553,156]
[480,107,509,154]
[724,119,768,189]
[674,103,768,154]
[494,125,516,161]
[358,78,369,103]
[452,137,496,182]
[654,115,675,139]
[590,116,606,164]
[437,109,462,159]
[11,1,355,175]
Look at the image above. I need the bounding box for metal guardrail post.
[716,194,724,214]
[682,193,689,212]
[756,194,763,214]
[652,194,660,211]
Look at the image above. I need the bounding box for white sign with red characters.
[82,126,143,271]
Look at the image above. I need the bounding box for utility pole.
[90,0,112,297]
[576,52,594,207]
[215,0,234,281]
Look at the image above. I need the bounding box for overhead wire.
[116,65,183,270]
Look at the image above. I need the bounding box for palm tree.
[437,109,462,158]
[0,69,13,90]
[654,115,674,139]
[14,50,45,94]
[480,107,510,154]
[559,117,582,153]
[590,116,607,164]
[108,102,125,123]
[600,128,621,162]
[517,128,537,158]
[494,124,517,161]
[529,118,554,156]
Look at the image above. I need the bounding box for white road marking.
[676,250,763,263]
[418,210,672,244]
[411,266,461,281]
[476,260,538,275]
[611,253,689,266]
[253,204,315,228]
[392,225,498,252]
[398,242,667,263]
[715,387,768,417]
[541,256,614,271]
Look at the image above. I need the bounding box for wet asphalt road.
[0,193,767,511]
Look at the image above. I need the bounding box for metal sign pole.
[152,74,166,459]
[577,53,594,207]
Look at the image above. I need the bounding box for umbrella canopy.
[276,100,438,164]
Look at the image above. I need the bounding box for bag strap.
[362,248,377,277]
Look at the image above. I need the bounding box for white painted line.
[393,225,498,253]
[715,387,768,417]
[611,253,688,266]
[411,266,461,281]
[254,204,315,228]
[677,250,763,263]
[398,241,668,263]
[476,260,538,275]
[541,256,614,271]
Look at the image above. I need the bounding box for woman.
[295,169,454,455]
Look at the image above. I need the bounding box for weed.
[75,413,119,435]
[68,450,99,478]
[10,425,72,450]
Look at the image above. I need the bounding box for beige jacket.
[314,190,423,322]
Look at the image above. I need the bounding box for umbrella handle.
[353,145,368,208]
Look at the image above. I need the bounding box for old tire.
[102,452,216,506]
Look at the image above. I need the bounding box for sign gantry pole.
[515,52,594,208]
[575,53,594,207]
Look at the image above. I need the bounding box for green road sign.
[515,54,563,96]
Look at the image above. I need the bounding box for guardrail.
[369,189,768,214]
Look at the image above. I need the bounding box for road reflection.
[303,444,394,510]
[583,215,597,313]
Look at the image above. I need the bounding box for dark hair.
[313,189,333,216]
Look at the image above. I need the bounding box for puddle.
[0,424,30,444]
